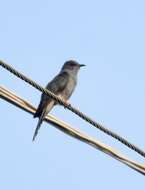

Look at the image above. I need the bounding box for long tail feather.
[32,109,46,141]
[32,100,55,141]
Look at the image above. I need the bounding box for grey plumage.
[32,60,85,141]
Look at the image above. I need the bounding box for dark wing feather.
[34,71,69,118]
[46,71,69,92]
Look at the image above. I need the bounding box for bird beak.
[79,64,86,67]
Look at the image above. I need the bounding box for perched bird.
[32,60,85,141]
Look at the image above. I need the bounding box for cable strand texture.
[0,60,145,158]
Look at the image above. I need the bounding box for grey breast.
[62,75,77,100]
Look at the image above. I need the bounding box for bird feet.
[63,100,71,107]
[58,95,71,108]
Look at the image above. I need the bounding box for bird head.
[61,60,85,75]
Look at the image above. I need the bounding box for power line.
[1,86,145,175]
[0,60,145,158]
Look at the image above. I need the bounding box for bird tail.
[32,101,55,141]
[32,109,46,141]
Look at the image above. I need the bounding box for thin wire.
[0,60,145,158]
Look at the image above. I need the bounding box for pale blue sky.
[0,0,145,189]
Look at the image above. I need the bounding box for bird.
[32,60,85,141]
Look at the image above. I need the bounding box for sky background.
[0,0,145,189]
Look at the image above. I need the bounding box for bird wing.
[46,71,69,93]
[34,71,69,118]
[32,71,69,141]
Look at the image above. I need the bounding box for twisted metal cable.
[0,60,145,158]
